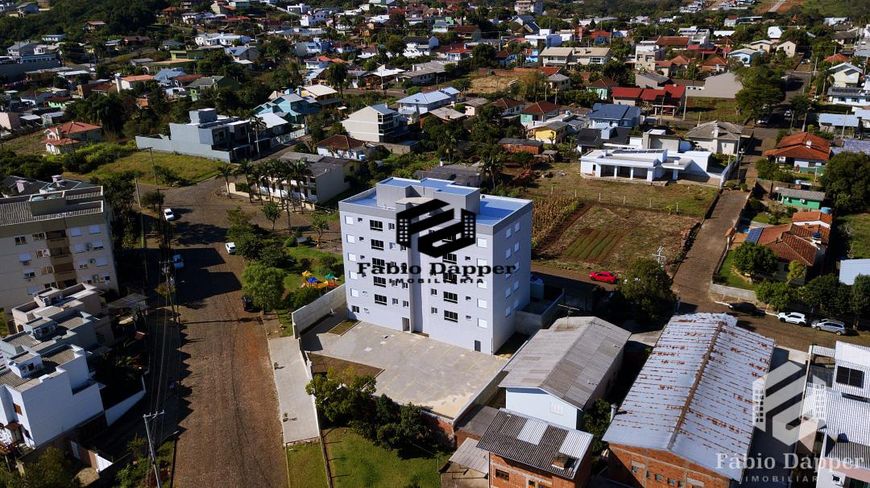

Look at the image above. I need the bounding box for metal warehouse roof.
[448,439,490,475]
[603,313,775,481]
[477,409,593,480]
[500,316,630,410]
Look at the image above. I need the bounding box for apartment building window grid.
[374,294,387,305]
[370,220,383,231]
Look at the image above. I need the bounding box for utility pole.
[143,412,164,488]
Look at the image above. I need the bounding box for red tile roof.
[492,98,524,109]
[317,134,366,151]
[791,210,833,226]
[824,53,849,64]
[540,66,562,77]
[611,87,643,99]
[522,101,561,115]
[763,132,831,161]
[702,56,727,66]
[657,36,690,47]
[55,121,101,135]
[756,223,821,266]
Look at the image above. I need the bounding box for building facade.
[338,178,532,354]
[0,183,118,319]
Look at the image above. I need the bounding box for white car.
[225,242,237,254]
[777,311,807,325]
[163,208,176,221]
[171,254,184,270]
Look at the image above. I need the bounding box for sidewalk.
[267,335,320,444]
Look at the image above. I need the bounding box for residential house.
[453,25,481,42]
[681,72,743,99]
[135,108,253,162]
[685,120,747,156]
[114,74,154,91]
[634,41,665,72]
[540,47,575,67]
[476,409,594,488]
[587,103,641,129]
[254,155,354,205]
[528,120,569,144]
[574,47,611,65]
[42,122,102,155]
[580,145,712,182]
[774,187,826,210]
[829,62,863,88]
[225,45,259,64]
[575,126,631,152]
[818,113,860,135]
[340,104,407,143]
[500,316,629,430]
[403,36,438,58]
[727,47,763,66]
[299,84,340,106]
[776,40,798,57]
[547,73,570,92]
[700,55,728,73]
[254,92,320,125]
[586,77,618,100]
[316,135,370,161]
[0,181,119,316]
[610,85,686,116]
[520,101,561,127]
[635,72,671,89]
[747,39,775,53]
[396,87,459,117]
[827,86,870,107]
[187,75,238,101]
[763,132,831,174]
[745,218,828,273]
[499,138,544,155]
[491,98,525,117]
[399,61,448,86]
[339,177,532,354]
[514,0,543,15]
[604,313,774,488]
[800,343,870,488]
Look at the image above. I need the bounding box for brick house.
[603,314,775,488]
[499,138,544,155]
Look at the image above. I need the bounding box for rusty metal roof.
[603,313,774,481]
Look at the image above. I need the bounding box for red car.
[589,271,618,284]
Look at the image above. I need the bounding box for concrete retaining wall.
[292,284,347,337]
[709,283,758,302]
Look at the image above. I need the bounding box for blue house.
[153,68,186,86]
[254,92,319,124]
[588,103,642,128]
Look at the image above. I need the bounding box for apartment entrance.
[473,340,481,352]
[402,317,410,332]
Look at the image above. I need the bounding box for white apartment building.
[634,41,664,72]
[340,104,407,143]
[0,182,118,320]
[338,178,533,354]
[514,0,543,15]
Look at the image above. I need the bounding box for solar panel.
[746,227,763,244]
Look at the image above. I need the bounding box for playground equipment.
[300,271,339,289]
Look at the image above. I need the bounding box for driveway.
[672,189,747,310]
[161,179,286,488]
[268,335,320,444]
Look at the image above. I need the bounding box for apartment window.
[32,232,45,240]
[505,307,511,317]
[41,266,54,275]
[505,227,512,238]
[36,249,50,258]
[477,280,487,289]
[392,298,399,305]
[505,248,512,259]
[388,223,395,230]
[505,288,512,298]
[477,258,488,266]
[477,299,488,309]
[630,463,645,474]
[444,253,457,264]
[431,307,438,314]
[478,319,488,328]
[477,237,487,248]
[351,305,360,313]
[370,220,383,231]
[373,258,385,267]
[345,216,354,225]
[514,222,520,232]
[351,288,359,297]
[444,310,458,322]
[444,292,458,303]
[514,242,520,252]
[513,281,519,291]
[836,366,865,388]
[69,227,82,237]
[402,300,409,307]
[14,236,26,245]
[374,276,387,287]
[444,273,457,284]
[348,253,357,262]
[495,470,509,481]
[349,271,359,280]
[23,270,36,279]
[431,288,438,296]
[371,239,384,251]
[374,294,387,305]
[92,240,104,250]
[346,234,356,243]
[88,225,101,234]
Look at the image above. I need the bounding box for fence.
[710,283,758,303]
[291,284,346,337]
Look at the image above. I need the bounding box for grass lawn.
[72,150,225,185]
[523,162,718,218]
[282,245,343,291]
[685,98,743,124]
[716,250,756,290]
[324,428,441,488]
[841,213,870,259]
[1,131,45,156]
[286,442,328,488]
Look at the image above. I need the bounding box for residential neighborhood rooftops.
[774,187,826,201]
[522,101,561,115]
[500,316,630,410]
[764,132,832,161]
[603,313,775,482]
[317,134,366,151]
[477,409,593,480]
[685,120,745,141]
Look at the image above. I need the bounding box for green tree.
[618,258,676,323]
[800,274,851,317]
[311,212,330,248]
[325,63,348,95]
[735,66,784,121]
[291,286,322,309]
[732,243,778,277]
[241,264,286,311]
[580,399,613,456]
[217,161,234,197]
[471,43,498,68]
[786,261,807,284]
[755,281,794,311]
[140,190,165,211]
[306,368,376,425]
[852,275,870,319]
[822,152,870,213]
[0,447,80,488]
[262,201,281,231]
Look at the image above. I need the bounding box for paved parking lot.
[304,322,507,419]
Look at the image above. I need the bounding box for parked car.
[728,302,765,317]
[811,318,848,335]
[777,311,807,325]
[225,242,237,254]
[163,208,176,221]
[241,295,256,312]
[171,254,184,270]
[589,271,617,284]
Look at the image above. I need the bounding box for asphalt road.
[160,179,286,488]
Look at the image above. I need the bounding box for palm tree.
[217,162,234,198]
[249,114,268,157]
[287,159,312,214]
[248,165,264,201]
[236,160,253,202]
[479,145,504,189]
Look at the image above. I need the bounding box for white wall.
[505,387,579,430]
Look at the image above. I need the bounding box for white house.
[340,104,407,143]
[685,120,747,156]
[499,316,629,430]
[396,87,459,117]
[727,47,762,66]
[829,62,863,88]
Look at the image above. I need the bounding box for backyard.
[841,213,870,259]
[535,204,700,273]
[715,250,755,290]
[286,442,328,488]
[323,428,442,488]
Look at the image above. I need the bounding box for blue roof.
[818,113,859,127]
[832,138,870,156]
[589,103,641,122]
[397,90,452,106]
[746,227,763,244]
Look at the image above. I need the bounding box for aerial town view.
[0,0,868,486]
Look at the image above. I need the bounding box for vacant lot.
[287,442,328,488]
[324,428,441,488]
[1,131,45,155]
[685,98,743,124]
[841,213,870,259]
[68,151,224,185]
[470,73,521,94]
[524,162,718,217]
[537,205,698,273]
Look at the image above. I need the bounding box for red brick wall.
[501,144,542,155]
[608,445,731,488]
[489,453,587,488]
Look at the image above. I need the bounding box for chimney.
[806,139,812,147]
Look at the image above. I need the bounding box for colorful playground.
[300,271,339,289]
